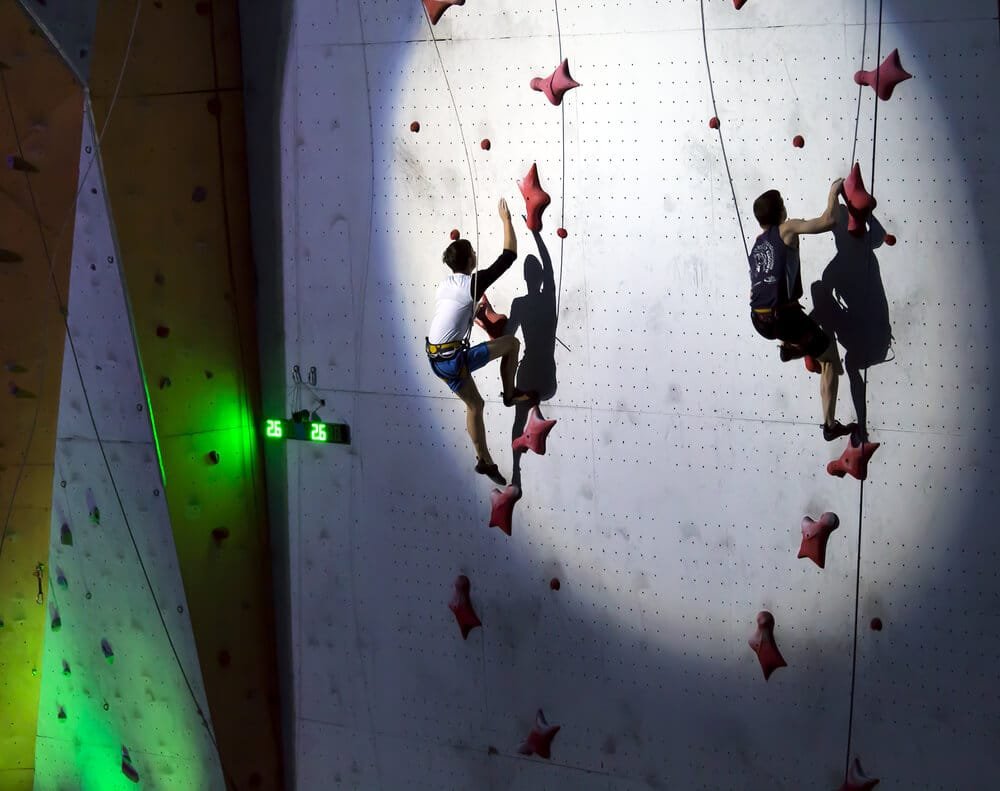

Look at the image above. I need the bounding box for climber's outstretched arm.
[501,198,516,255]
[781,178,844,243]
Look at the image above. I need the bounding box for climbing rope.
[553,0,569,323]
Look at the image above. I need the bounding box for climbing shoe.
[822,420,858,442]
[475,458,507,486]
[502,388,539,408]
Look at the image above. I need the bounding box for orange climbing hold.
[855,48,912,101]
[423,0,465,25]
[798,512,840,568]
[518,163,551,232]
[748,611,786,680]
[448,575,482,639]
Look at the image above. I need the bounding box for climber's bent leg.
[486,335,536,406]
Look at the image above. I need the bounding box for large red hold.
[512,406,557,455]
[748,611,787,681]
[448,575,482,639]
[518,709,561,759]
[518,163,551,232]
[474,294,508,339]
[798,512,840,568]
[854,48,912,101]
[423,0,465,25]
[530,59,581,106]
[843,163,877,237]
[489,485,522,536]
[828,436,880,481]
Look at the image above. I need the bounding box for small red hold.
[423,0,465,25]
[480,138,491,150]
[489,485,522,536]
[207,450,220,465]
[155,325,170,338]
[708,116,720,129]
[512,406,557,455]
[884,233,896,246]
[843,163,877,237]
[211,527,230,545]
[828,436,880,481]
[733,0,749,8]
[793,135,805,148]
[448,575,482,639]
[556,227,568,239]
[530,59,581,106]
[449,228,460,240]
[410,121,420,133]
[748,610,787,681]
[549,577,560,590]
[798,512,840,568]
[518,163,551,232]
[838,756,880,791]
[870,617,883,631]
[804,355,821,374]
[855,48,912,101]
[518,709,560,759]
[474,294,508,339]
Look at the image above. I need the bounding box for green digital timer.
[263,418,350,444]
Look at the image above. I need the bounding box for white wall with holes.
[248,1,1000,788]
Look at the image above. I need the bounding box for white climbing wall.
[35,101,225,791]
[242,0,1000,788]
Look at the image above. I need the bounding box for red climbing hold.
[518,163,551,232]
[155,325,170,338]
[549,577,560,590]
[870,617,883,631]
[748,611,787,681]
[855,48,912,101]
[450,229,460,240]
[708,116,720,129]
[518,709,560,759]
[733,0,749,8]
[838,757,880,791]
[448,575,482,639]
[793,135,805,148]
[512,406,557,455]
[474,294,508,339]
[804,355,821,374]
[489,485,522,536]
[481,138,491,150]
[827,436,880,481]
[884,233,896,246]
[410,121,420,132]
[843,163,877,237]
[530,59,581,106]
[423,0,465,25]
[798,512,840,568]
[556,227,567,239]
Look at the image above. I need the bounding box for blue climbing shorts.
[429,341,491,392]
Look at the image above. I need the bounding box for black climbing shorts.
[751,303,831,358]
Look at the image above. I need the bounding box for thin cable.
[698,0,749,259]
[553,0,568,324]
[421,11,482,335]
[849,0,870,167]
[844,0,884,777]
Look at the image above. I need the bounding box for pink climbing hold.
[450,229,460,240]
[481,138,491,150]
[518,163,551,232]
[884,233,896,246]
[423,0,465,25]
[556,227,568,239]
[748,611,787,681]
[530,59,581,106]
[708,116,720,129]
[855,48,912,101]
[843,163,877,237]
[474,294,508,339]
[828,436,880,481]
[798,512,840,569]
[838,757,880,791]
[448,575,482,639]
[489,485,522,536]
[512,406,557,455]
[793,135,805,148]
[518,709,561,759]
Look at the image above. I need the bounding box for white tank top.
[428,273,473,344]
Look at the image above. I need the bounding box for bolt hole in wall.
[247,0,1000,789]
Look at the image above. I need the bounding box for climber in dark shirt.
[748,180,857,442]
